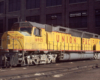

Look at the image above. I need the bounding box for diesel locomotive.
[0,21,100,67]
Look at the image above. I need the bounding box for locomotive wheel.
[94,53,98,60]
[51,59,56,64]
[6,61,11,68]
[20,61,25,67]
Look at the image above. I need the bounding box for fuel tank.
[59,52,94,60]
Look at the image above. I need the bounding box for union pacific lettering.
[82,39,98,45]
[82,39,90,45]
[10,36,23,39]
[92,39,98,44]
[62,36,65,42]
[56,35,60,42]
[69,37,72,43]
[56,35,77,43]
[66,36,68,43]
[74,38,76,43]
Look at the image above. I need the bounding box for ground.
[0,60,100,80]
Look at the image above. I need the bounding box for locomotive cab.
[11,21,33,35]
[0,22,51,67]
[1,21,47,51]
[12,22,42,36]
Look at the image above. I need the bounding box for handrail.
[48,41,93,51]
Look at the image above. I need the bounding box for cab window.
[34,28,41,36]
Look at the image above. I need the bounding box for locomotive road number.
[35,38,43,42]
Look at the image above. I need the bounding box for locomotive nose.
[1,31,24,50]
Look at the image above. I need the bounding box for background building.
[0,0,100,35]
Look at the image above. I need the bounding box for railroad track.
[0,60,100,80]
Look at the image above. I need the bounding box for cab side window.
[34,28,41,36]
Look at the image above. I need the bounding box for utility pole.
[4,0,20,31]
[4,0,8,49]
[4,0,7,31]
[64,0,67,27]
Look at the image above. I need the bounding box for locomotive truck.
[0,21,100,67]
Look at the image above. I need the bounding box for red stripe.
[0,49,99,52]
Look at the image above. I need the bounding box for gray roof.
[29,22,45,29]
[14,21,100,39]
[30,22,100,38]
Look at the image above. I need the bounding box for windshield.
[20,27,32,34]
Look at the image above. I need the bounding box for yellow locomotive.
[0,21,100,67]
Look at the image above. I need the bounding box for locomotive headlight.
[7,36,9,39]
[7,36,10,44]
